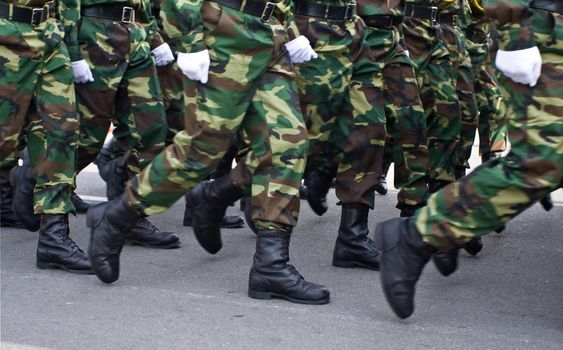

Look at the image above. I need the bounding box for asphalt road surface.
[2,162,562,349]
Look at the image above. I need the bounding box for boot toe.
[384,282,416,319]
[432,250,459,277]
[221,215,245,228]
[463,238,483,256]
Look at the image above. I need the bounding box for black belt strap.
[361,15,399,28]
[404,3,438,23]
[530,0,563,15]
[211,0,277,22]
[437,12,458,27]
[82,4,136,23]
[0,2,55,26]
[294,1,356,21]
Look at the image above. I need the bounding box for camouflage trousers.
[442,24,479,171]
[294,16,386,208]
[126,3,307,230]
[75,17,167,176]
[403,18,461,188]
[475,64,507,156]
[0,19,78,214]
[156,62,185,145]
[415,20,563,249]
[365,25,428,209]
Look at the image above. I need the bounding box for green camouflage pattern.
[0,17,78,214]
[75,15,167,176]
[440,4,479,171]
[126,1,307,231]
[415,8,563,249]
[356,0,405,18]
[294,12,386,208]
[402,12,461,187]
[363,21,429,209]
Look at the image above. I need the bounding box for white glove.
[495,47,542,87]
[151,43,175,67]
[285,35,318,64]
[177,50,210,84]
[71,60,94,84]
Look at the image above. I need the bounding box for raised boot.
[100,152,129,200]
[248,230,330,304]
[186,176,243,254]
[71,192,91,214]
[0,182,24,228]
[86,195,141,283]
[374,217,435,319]
[9,164,40,231]
[432,250,459,276]
[183,193,245,228]
[375,158,391,196]
[332,204,379,270]
[36,214,93,274]
[304,163,337,216]
[540,194,553,212]
[127,217,180,249]
[463,237,483,256]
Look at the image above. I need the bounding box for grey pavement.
[1,163,563,349]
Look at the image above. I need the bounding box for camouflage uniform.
[126,0,307,231]
[291,0,386,209]
[415,1,563,249]
[357,0,429,213]
[463,1,507,158]
[74,0,167,176]
[440,0,479,176]
[402,0,462,191]
[0,0,78,214]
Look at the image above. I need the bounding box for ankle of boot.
[109,195,143,229]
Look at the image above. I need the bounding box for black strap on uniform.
[404,3,438,24]
[0,2,55,26]
[361,14,398,28]
[530,0,563,15]
[211,0,277,22]
[437,12,458,27]
[294,1,356,22]
[81,4,136,23]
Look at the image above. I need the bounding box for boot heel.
[248,289,272,300]
[36,260,55,270]
[332,258,355,268]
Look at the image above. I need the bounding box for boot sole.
[332,258,380,271]
[37,261,94,275]
[129,240,181,249]
[248,289,330,305]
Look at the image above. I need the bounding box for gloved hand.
[285,35,318,64]
[151,43,175,67]
[495,47,542,87]
[71,60,94,84]
[177,50,210,84]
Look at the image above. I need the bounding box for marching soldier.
[374,0,563,319]
[86,0,331,304]
[1,0,92,273]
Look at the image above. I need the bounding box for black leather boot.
[463,237,483,256]
[100,152,129,200]
[183,194,244,228]
[248,230,330,304]
[399,204,424,218]
[374,217,435,319]
[299,183,308,199]
[375,158,391,196]
[36,214,93,274]
[454,166,466,180]
[432,250,459,276]
[0,183,24,229]
[9,164,40,231]
[304,163,337,216]
[127,217,180,248]
[86,195,141,283]
[481,152,500,164]
[332,204,379,270]
[540,194,553,212]
[71,192,91,214]
[186,176,243,254]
